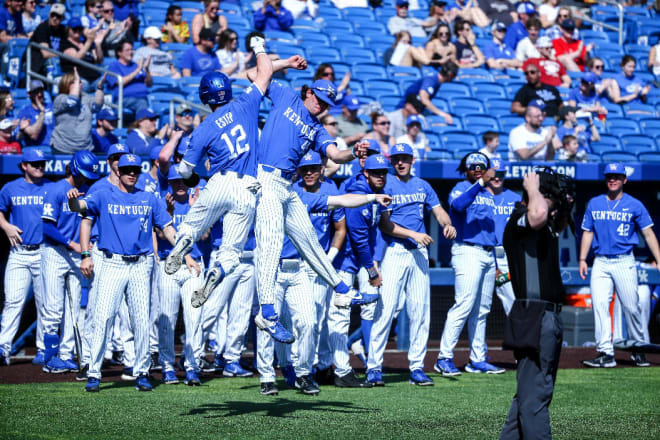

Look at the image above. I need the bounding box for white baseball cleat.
[165,236,193,275]
[333,289,379,308]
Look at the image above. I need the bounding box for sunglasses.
[494,171,506,180]
[28,161,46,168]
[438,31,449,36]
[524,70,538,75]
[102,8,113,13]
[325,121,338,126]
[593,64,604,69]
[375,121,390,126]
[369,169,388,177]
[299,165,321,174]
[468,164,486,171]
[321,71,333,77]
[179,111,194,117]
[120,167,141,176]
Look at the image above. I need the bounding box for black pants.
[500,310,563,440]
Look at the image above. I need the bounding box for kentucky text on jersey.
[474,194,496,208]
[283,107,318,140]
[495,204,515,216]
[11,195,44,205]
[589,210,634,222]
[390,192,427,204]
[107,204,153,216]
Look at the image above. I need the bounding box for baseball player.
[367,143,456,387]
[436,152,504,376]
[579,163,660,368]
[69,154,177,392]
[157,166,205,386]
[253,78,373,344]
[0,149,50,366]
[41,151,100,373]
[486,158,520,316]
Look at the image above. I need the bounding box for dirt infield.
[2,342,658,385]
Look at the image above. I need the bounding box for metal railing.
[168,96,210,123]
[572,0,624,46]
[26,42,125,128]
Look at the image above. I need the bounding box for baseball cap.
[430,0,447,6]
[310,79,337,106]
[28,79,45,92]
[175,103,193,115]
[405,114,425,128]
[558,105,578,120]
[167,165,183,181]
[68,16,83,29]
[149,145,162,161]
[298,151,323,167]
[342,95,362,111]
[136,108,158,120]
[491,21,507,32]
[106,143,128,158]
[50,3,66,16]
[603,163,626,176]
[118,154,141,169]
[143,26,163,40]
[396,0,410,6]
[560,18,575,31]
[516,2,535,14]
[364,154,389,171]
[22,148,47,163]
[491,157,506,172]
[536,36,552,48]
[199,28,215,41]
[390,143,414,157]
[0,119,13,131]
[582,71,598,84]
[97,108,118,121]
[365,139,381,155]
[528,99,546,111]
[465,152,488,168]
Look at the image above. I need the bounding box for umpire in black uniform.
[499,169,575,440]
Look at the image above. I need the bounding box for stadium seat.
[341,7,375,20]
[441,131,479,151]
[484,98,513,116]
[438,82,472,98]
[177,1,203,11]
[322,18,354,33]
[340,47,376,63]
[347,81,364,94]
[332,34,365,48]
[623,103,658,118]
[291,18,322,31]
[593,133,623,150]
[601,101,624,117]
[456,68,492,82]
[353,63,388,79]
[306,46,341,63]
[638,152,660,162]
[429,98,450,113]
[426,132,441,150]
[498,115,524,132]
[620,134,657,153]
[639,118,660,136]
[425,150,453,160]
[462,114,500,132]
[386,66,422,79]
[601,151,637,162]
[265,30,296,43]
[582,29,609,42]
[296,31,330,46]
[426,114,463,132]
[318,5,342,19]
[218,2,242,14]
[141,8,166,26]
[353,21,387,35]
[453,148,476,159]
[505,81,525,99]
[365,80,401,96]
[379,95,401,112]
[607,118,641,135]
[470,82,507,99]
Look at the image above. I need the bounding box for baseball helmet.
[199,71,232,106]
[70,150,100,180]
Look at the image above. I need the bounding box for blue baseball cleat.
[434,358,461,376]
[410,369,434,386]
[135,374,153,391]
[366,369,385,386]
[62,358,79,372]
[85,377,100,392]
[213,353,226,373]
[254,312,295,344]
[184,370,201,386]
[465,361,505,374]
[223,361,253,377]
[162,370,179,384]
[32,350,45,365]
[43,357,70,374]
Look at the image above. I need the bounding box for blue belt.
[261,164,296,181]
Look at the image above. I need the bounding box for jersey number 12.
[221,124,250,159]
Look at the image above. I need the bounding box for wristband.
[478,177,485,187]
[367,194,376,202]
[366,266,379,280]
[327,247,339,263]
[81,251,91,259]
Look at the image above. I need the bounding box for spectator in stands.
[27,3,66,78]
[453,19,484,68]
[364,111,395,155]
[523,36,571,89]
[611,55,651,105]
[313,63,350,102]
[557,134,586,162]
[161,4,189,44]
[387,30,431,67]
[426,23,457,66]
[216,28,250,78]
[552,18,591,72]
[422,0,451,35]
[508,103,559,161]
[542,7,578,41]
[81,0,102,29]
[567,72,607,118]
[0,88,14,118]
[0,118,21,153]
[91,107,118,154]
[112,0,138,22]
[396,114,429,158]
[51,69,104,154]
[387,0,428,38]
[515,17,541,62]
[172,103,199,135]
[181,28,222,77]
[282,0,319,19]
[133,26,180,79]
[649,42,660,77]
[321,114,347,151]
[538,0,559,29]
[0,0,26,42]
[446,0,490,28]
[479,130,501,159]
[99,0,131,55]
[254,0,294,33]
[17,80,53,147]
[126,108,168,156]
[106,40,151,117]
[21,0,42,36]
[192,0,227,45]
[399,60,457,123]
[337,95,368,147]
[586,57,617,100]
[511,63,562,117]
[477,0,516,26]
[555,104,599,156]
[61,17,108,92]
[388,94,423,139]
[504,2,535,51]
[484,21,521,70]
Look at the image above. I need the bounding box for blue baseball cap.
[298,151,323,167]
[342,95,362,111]
[136,108,158,120]
[68,16,83,29]
[167,165,183,181]
[149,145,162,161]
[390,143,414,157]
[604,162,626,176]
[118,154,141,169]
[106,143,128,158]
[310,79,337,106]
[528,99,546,111]
[582,71,598,84]
[22,148,47,163]
[396,0,409,6]
[466,152,488,167]
[516,2,535,14]
[97,108,118,121]
[365,139,381,155]
[405,114,425,128]
[364,154,389,171]
[491,157,506,172]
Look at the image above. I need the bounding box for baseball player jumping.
[579,163,660,368]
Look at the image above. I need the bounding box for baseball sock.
[361,320,373,354]
[347,329,361,347]
[261,304,277,320]
[334,281,350,294]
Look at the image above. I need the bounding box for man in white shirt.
[508,101,560,161]
[387,0,428,38]
[395,114,429,158]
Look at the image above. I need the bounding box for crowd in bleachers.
[0,0,659,163]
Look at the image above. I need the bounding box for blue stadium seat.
[620,134,657,153]
[151,77,178,89]
[291,18,322,31]
[607,118,641,135]
[353,21,387,35]
[296,31,330,46]
[582,29,609,42]
[161,43,189,54]
[347,81,364,94]
[638,152,660,162]
[341,7,375,20]
[387,66,422,79]
[484,98,513,116]
[623,103,658,118]
[178,1,203,11]
[438,82,472,98]
[271,43,305,59]
[590,143,618,155]
[426,114,462,132]
[180,76,203,90]
[602,101,624,117]
[226,15,251,29]
[425,150,453,160]
[365,79,401,96]
[330,62,351,78]
[505,82,525,99]
[322,18,354,33]
[441,131,479,151]
[639,118,660,135]
[453,148,476,159]
[353,63,388,79]
[398,77,420,94]
[380,95,401,112]
[141,8,166,26]
[340,47,376,63]
[498,115,524,132]
[462,114,501,132]
[318,5,343,19]
[332,34,365,48]
[265,30,296,43]
[449,98,485,115]
[374,6,396,19]
[6,38,28,87]
[306,46,341,62]
[470,82,507,99]
[218,3,242,14]
[593,133,623,151]
[426,132,441,150]
[457,68,492,82]
[601,152,637,162]
[429,98,450,113]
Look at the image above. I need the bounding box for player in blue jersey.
[136,144,169,198]
[367,143,455,387]
[41,151,100,374]
[436,151,504,376]
[69,154,177,392]
[486,158,521,316]
[0,149,50,366]
[579,163,660,368]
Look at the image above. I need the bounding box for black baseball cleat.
[314,367,335,386]
[76,364,89,382]
[295,375,320,395]
[149,352,162,371]
[260,382,279,396]
[631,353,650,367]
[334,371,373,388]
[582,353,617,368]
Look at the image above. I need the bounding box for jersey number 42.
[221,124,250,159]
[617,223,630,237]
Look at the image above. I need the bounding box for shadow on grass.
[183,399,377,419]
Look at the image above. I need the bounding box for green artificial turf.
[1,368,659,440]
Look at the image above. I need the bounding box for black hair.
[114,39,131,54]
[218,28,237,50]
[439,60,458,79]
[456,151,490,173]
[313,63,334,81]
[620,54,636,67]
[300,84,310,100]
[165,4,181,23]
[482,131,498,144]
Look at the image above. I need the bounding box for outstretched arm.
[327,193,391,210]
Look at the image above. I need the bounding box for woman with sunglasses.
[364,112,395,156]
[21,0,42,36]
[425,23,457,66]
[191,0,227,45]
[387,30,431,68]
[586,57,617,99]
[216,28,250,78]
[61,17,108,91]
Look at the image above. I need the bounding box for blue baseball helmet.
[199,71,232,106]
[70,150,100,180]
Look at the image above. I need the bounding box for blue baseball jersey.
[0,177,50,245]
[157,198,202,260]
[581,193,653,256]
[281,191,331,260]
[182,83,264,177]
[259,81,335,174]
[449,180,497,246]
[492,189,521,246]
[42,179,81,244]
[384,175,441,248]
[17,103,54,147]
[136,169,168,198]
[84,176,116,244]
[84,186,171,256]
[91,128,119,154]
[398,74,441,108]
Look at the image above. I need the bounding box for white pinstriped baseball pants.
[87,254,153,379]
[149,254,159,354]
[257,260,316,382]
[157,260,203,372]
[305,263,333,369]
[590,254,645,356]
[0,247,45,355]
[81,246,103,366]
[176,172,256,279]
[40,244,83,361]
[495,248,515,316]
[255,167,341,305]
[368,243,430,372]
[439,242,496,363]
